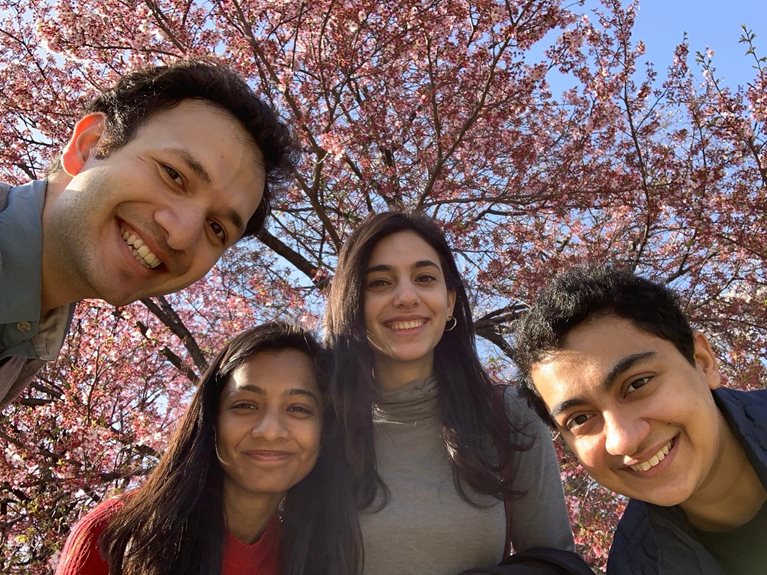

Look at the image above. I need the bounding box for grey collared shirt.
[0,180,73,406]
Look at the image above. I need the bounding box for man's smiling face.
[43,99,265,308]
[530,314,730,507]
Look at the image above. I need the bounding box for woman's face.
[363,230,456,382]
[216,349,322,501]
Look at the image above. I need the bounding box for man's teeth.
[630,440,673,472]
[390,319,426,330]
[121,229,161,269]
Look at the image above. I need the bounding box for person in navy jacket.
[513,265,767,574]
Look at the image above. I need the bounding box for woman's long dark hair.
[325,212,532,510]
[100,321,361,575]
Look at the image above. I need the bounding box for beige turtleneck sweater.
[359,376,574,575]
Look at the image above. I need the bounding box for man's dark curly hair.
[56,58,297,239]
[512,265,695,427]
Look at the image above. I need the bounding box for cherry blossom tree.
[1,0,765,572]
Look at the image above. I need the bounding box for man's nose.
[603,410,650,457]
[154,201,205,252]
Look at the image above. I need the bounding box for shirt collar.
[0,179,47,324]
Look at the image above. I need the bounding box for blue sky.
[632,0,765,88]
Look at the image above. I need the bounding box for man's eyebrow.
[222,207,245,237]
[601,352,656,392]
[551,397,587,418]
[549,351,657,418]
[171,148,211,185]
[366,259,441,274]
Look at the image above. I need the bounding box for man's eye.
[626,376,652,394]
[163,165,183,185]
[209,220,226,242]
[566,413,593,430]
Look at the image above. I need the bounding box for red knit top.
[55,498,281,575]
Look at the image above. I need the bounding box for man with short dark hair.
[513,265,767,574]
[0,59,295,407]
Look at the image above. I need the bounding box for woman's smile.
[363,231,456,387]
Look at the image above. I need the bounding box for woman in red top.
[56,322,360,575]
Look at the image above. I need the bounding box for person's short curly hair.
[512,265,695,427]
[54,58,297,238]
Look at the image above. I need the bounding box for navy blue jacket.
[607,387,767,574]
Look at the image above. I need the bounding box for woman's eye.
[232,402,257,410]
[163,165,183,185]
[366,278,389,288]
[416,274,437,283]
[288,404,314,416]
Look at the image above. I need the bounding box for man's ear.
[692,330,721,391]
[60,113,107,176]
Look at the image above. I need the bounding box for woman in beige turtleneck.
[325,212,575,575]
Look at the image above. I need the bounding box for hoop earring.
[445,316,457,332]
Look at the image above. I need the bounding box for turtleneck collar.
[373,374,440,423]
